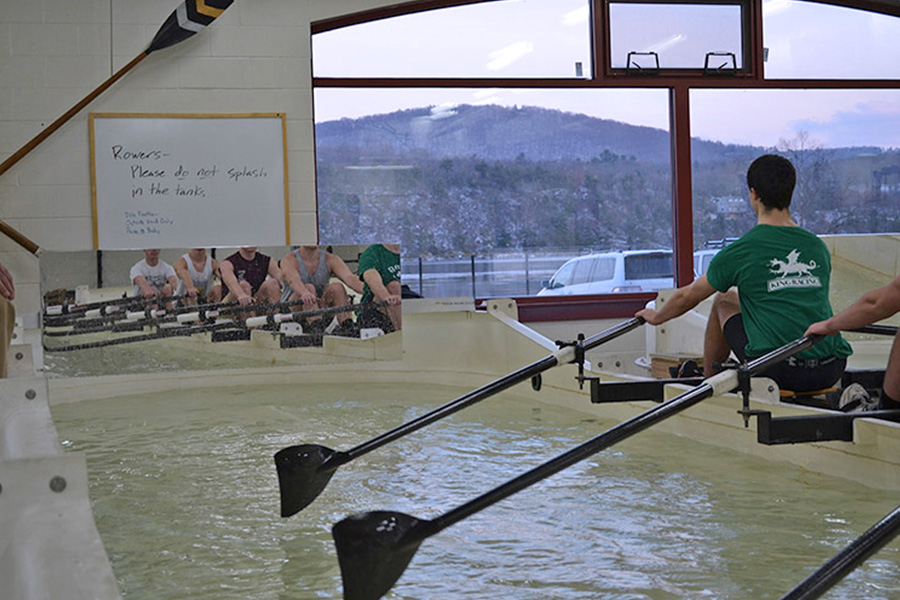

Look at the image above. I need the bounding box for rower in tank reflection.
[357,243,403,332]
[130,249,177,309]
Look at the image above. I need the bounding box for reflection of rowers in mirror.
[358,243,402,332]
[174,248,222,306]
[219,247,282,308]
[130,249,177,308]
[280,245,363,334]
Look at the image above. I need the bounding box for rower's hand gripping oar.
[330,334,820,600]
[274,317,646,517]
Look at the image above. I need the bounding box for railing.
[401,251,573,298]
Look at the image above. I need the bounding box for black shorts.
[723,314,845,393]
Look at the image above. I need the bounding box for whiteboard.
[90,113,289,250]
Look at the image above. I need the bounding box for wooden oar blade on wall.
[0,0,235,254]
[146,0,235,53]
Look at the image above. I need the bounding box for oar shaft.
[430,336,817,536]
[340,319,646,464]
[852,324,899,337]
[0,52,148,182]
[430,379,719,534]
[343,354,562,464]
[0,220,40,256]
[581,317,644,352]
[42,320,238,352]
[780,504,900,600]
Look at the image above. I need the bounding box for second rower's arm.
[362,269,401,305]
[807,275,900,337]
[328,253,364,294]
[219,260,252,306]
[636,275,717,326]
[280,254,316,304]
[133,275,158,300]
[174,256,198,298]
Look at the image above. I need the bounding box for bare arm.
[807,275,900,337]
[635,275,717,325]
[133,275,158,300]
[267,256,283,288]
[282,254,317,305]
[173,256,197,298]
[362,269,401,305]
[328,253,364,294]
[219,260,252,305]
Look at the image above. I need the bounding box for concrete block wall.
[0,0,349,317]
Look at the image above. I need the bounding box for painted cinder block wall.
[0,0,401,316]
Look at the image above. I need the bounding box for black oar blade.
[274,444,339,517]
[332,511,427,600]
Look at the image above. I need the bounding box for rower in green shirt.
[358,243,402,332]
[637,154,851,393]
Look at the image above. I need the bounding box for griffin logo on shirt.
[767,249,821,291]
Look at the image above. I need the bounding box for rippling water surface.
[51,382,899,600]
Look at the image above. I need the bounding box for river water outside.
[51,381,900,600]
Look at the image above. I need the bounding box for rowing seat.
[779,387,840,409]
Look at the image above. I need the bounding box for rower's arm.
[133,275,157,299]
[363,269,400,305]
[219,260,242,297]
[808,275,900,336]
[636,275,716,326]
[173,257,195,293]
[329,254,364,294]
[280,254,304,294]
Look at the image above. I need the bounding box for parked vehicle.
[537,249,674,296]
[693,248,720,277]
[537,246,725,296]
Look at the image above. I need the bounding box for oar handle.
[780,504,900,600]
[851,324,899,337]
[428,335,818,536]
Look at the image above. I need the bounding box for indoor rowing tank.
[45,315,900,600]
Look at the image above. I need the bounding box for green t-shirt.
[358,244,401,305]
[706,225,852,361]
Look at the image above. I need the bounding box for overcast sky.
[312,0,900,149]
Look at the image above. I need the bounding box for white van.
[537,249,674,296]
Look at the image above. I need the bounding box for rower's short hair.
[746,154,796,210]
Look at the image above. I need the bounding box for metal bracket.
[626,51,660,75]
[590,376,704,404]
[557,333,588,389]
[703,51,737,75]
[753,409,900,445]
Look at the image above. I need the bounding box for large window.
[313,0,591,79]
[312,0,900,310]
[691,90,900,248]
[763,0,900,79]
[608,2,745,71]
[315,88,672,298]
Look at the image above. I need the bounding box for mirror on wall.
[39,244,404,377]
